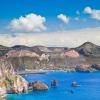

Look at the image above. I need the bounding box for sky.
[0,0,100,47]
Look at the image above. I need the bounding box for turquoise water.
[6,72,100,100]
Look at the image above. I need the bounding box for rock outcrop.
[64,50,80,58]
[71,82,78,87]
[0,61,28,95]
[6,50,39,58]
[32,81,48,91]
[75,66,93,72]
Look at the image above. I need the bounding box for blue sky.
[0,0,100,46]
[0,0,100,32]
[0,0,100,18]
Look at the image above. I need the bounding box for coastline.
[17,68,99,75]
[5,71,100,100]
[17,69,48,75]
[1,68,100,99]
[16,68,76,75]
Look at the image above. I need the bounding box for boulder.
[51,80,57,87]
[71,81,78,87]
[32,81,48,91]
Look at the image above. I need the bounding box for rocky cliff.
[0,61,28,96]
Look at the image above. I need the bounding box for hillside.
[75,42,100,57]
[0,42,99,72]
[0,45,11,56]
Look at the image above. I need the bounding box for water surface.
[6,71,100,100]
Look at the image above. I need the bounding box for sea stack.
[51,80,57,87]
[32,81,48,91]
[71,81,78,87]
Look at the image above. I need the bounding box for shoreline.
[2,70,100,99]
[16,69,71,75]
[17,69,100,75]
[17,69,48,75]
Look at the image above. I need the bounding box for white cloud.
[9,13,47,32]
[57,14,69,24]
[0,27,100,47]
[84,7,100,20]
[84,7,92,14]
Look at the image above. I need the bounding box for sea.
[6,71,100,100]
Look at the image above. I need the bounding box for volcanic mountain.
[0,42,99,69]
[75,42,100,57]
